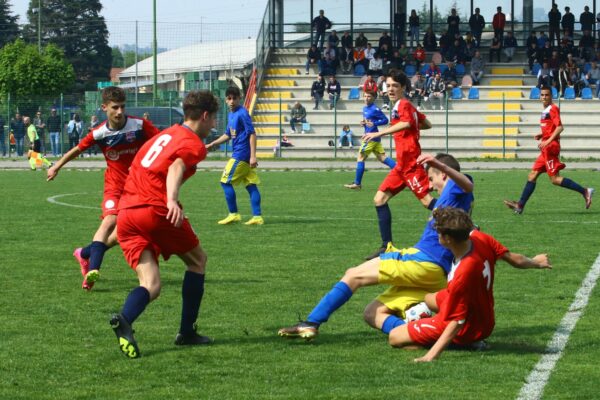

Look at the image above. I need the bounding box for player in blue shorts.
[278,153,474,340]
[344,90,396,190]
[206,86,263,225]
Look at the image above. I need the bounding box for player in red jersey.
[504,85,594,214]
[47,87,159,290]
[387,207,551,362]
[109,90,218,358]
[362,69,436,260]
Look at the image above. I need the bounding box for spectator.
[561,7,575,38]
[338,124,353,148]
[86,115,100,157]
[67,113,83,151]
[394,10,406,47]
[377,75,390,109]
[341,45,354,74]
[447,8,460,38]
[327,75,341,109]
[580,6,595,33]
[424,61,441,88]
[423,26,437,51]
[469,8,485,48]
[142,112,151,122]
[341,31,353,50]
[464,31,475,47]
[408,71,427,110]
[377,43,392,64]
[363,43,376,67]
[503,31,518,62]
[558,39,572,61]
[428,73,446,110]
[397,43,409,66]
[548,50,561,79]
[540,39,553,61]
[548,4,561,47]
[289,102,307,133]
[581,61,600,96]
[579,30,595,61]
[328,30,340,53]
[537,31,549,48]
[526,30,537,49]
[439,30,451,55]
[275,135,294,152]
[10,112,25,156]
[353,45,366,71]
[362,74,378,96]
[445,39,465,64]
[0,114,5,157]
[33,111,46,155]
[463,40,475,62]
[527,42,541,73]
[413,43,426,70]
[442,62,458,90]
[556,63,571,96]
[493,6,506,39]
[379,31,392,50]
[312,9,331,50]
[537,61,554,87]
[305,44,321,75]
[320,43,338,75]
[46,108,61,157]
[384,49,402,74]
[489,34,501,62]
[355,32,367,49]
[566,53,580,80]
[470,51,485,85]
[9,131,15,154]
[408,10,420,49]
[311,74,326,110]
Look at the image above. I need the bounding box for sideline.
[516,253,600,400]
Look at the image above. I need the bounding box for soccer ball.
[405,302,433,322]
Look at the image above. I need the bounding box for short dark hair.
[433,207,474,242]
[540,85,553,95]
[183,90,219,120]
[225,86,241,98]
[101,86,126,104]
[364,90,377,97]
[386,69,409,88]
[434,153,461,172]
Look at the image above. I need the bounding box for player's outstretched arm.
[419,118,432,130]
[47,146,82,181]
[417,153,474,193]
[205,134,230,151]
[363,120,411,142]
[166,158,186,227]
[501,252,552,269]
[414,320,461,362]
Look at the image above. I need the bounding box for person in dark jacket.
[312,9,331,50]
[311,74,326,110]
[46,108,62,157]
[469,8,485,48]
[548,4,562,47]
[561,7,575,38]
[305,44,322,75]
[10,113,25,156]
[580,6,595,33]
[326,75,341,109]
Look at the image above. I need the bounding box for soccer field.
[1,168,599,399]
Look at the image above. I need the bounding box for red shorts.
[532,141,565,177]
[117,206,200,269]
[101,171,127,218]
[378,165,430,199]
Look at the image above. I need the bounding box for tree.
[112,46,124,68]
[0,39,75,98]
[0,0,20,48]
[23,0,111,92]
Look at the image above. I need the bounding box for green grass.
[1,168,599,399]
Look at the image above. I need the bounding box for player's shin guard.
[381,315,406,334]
[246,184,262,216]
[306,282,353,325]
[221,183,238,213]
[354,161,365,185]
[382,157,396,169]
[89,241,109,271]
[560,178,586,195]
[80,244,92,259]
[180,271,205,335]
[518,181,537,208]
[375,204,393,246]
[121,286,151,325]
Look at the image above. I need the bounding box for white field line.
[516,253,600,400]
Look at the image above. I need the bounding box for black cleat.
[174,324,213,346]
[110,313,140,358]
[365,246,387,261]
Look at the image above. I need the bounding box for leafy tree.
[123,50,152,68]
[23,0,111,92]
[0,0,20,47]
[0,39,75,98]
[112,46,124,68]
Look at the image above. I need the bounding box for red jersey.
[413,48,426,62]
[118,124,207,211]
[390,98,426,170]
[540,103,561,141]
[436,230,508,344]
[78,117,159,188]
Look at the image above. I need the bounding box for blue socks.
[89,241,108,271]
[221,182,238,213]
[375,204,392,247]
[354,161,365,185]
[121,286,150,324]
[381,315,405,334]
[307,282,353,325]
[519,181,537,208]
[180,271,205,335]
[560,178,586,195]
[382,157,396,169]
[80,244,91,259]
[427,198,438,210]
[246,184,262,216]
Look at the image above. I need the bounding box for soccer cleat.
[73,248,95,290]
[110,313,140,359]
[278,321,319,340]
[344,183,362,190]
[84,269,100,290]
[365,246,387,261]
[503,199,523,215]
[218,213,242,225]
[585,188,594,209]
[174,324,213,346]
[244,216,264,225]
[405,302,433,322]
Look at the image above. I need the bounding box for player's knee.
[373,193,388,207]
[187,249,207,274]
[527,171,538,181]
[146,283,161,301]
[341,268,362,290]
[550,175,562,185]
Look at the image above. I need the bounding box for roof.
[119,38,256,78]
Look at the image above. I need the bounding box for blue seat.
[529,87,541,99]
[420,64,428,75]
[551,86,558,99]
[455,63,465,76]
[353,64,365,76]
[468,87,479,99]
[564,87,576,99]
[450,87,463,99]
[439,64,449,74]
[584,63,592,73]
[348,87,360,100]
[532,63,541,76]
[404,64,416,77]
[582,87,593,99]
